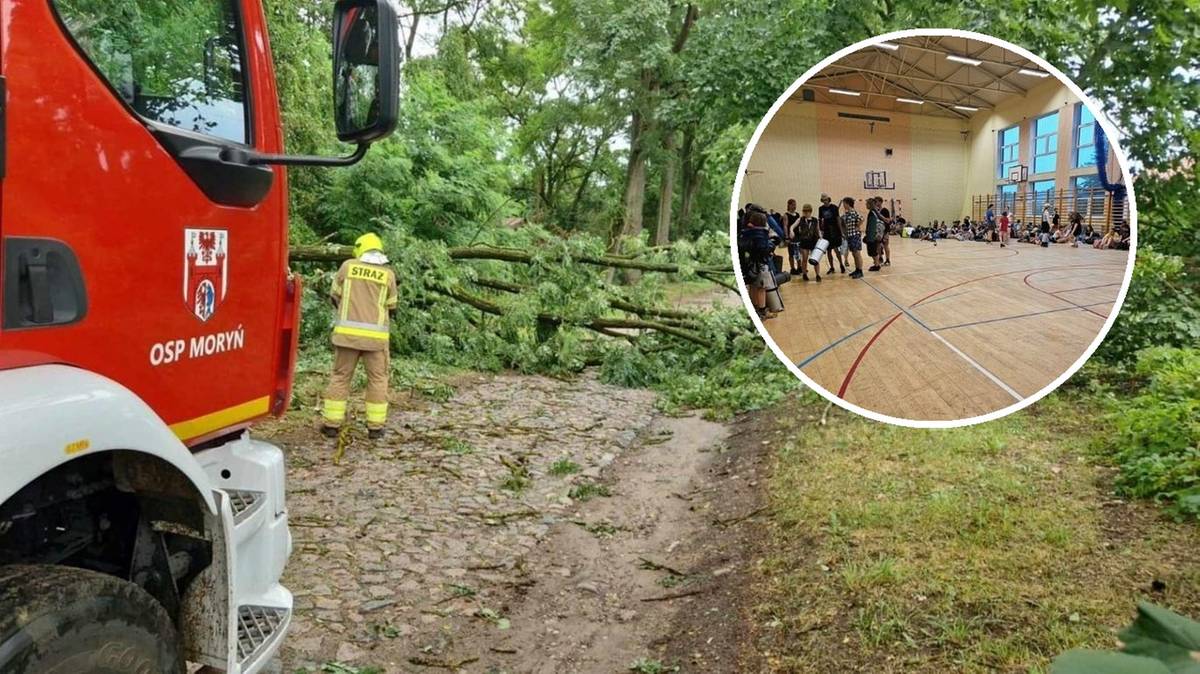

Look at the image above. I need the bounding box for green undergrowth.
[1071,247,1200,522]
[1086,347,1200,521]
[756,395,1200,673]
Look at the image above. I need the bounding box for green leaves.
[1095,249,1200,365]
[1120,603,1200,672]
[1052,603,1200,674]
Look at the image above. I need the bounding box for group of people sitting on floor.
[902,203,1130,251]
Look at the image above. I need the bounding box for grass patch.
[755,395,1200,673]
[441,438,475,455]
[499,474,530,493]
[549,458,581,476]
[569,481,612,501]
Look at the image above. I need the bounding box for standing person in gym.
[998,210,1011,248]
[864,197,883,272]
[795,203,822,282]
[879,202,893,266]
[841,196,864,279]
[784,198,802,273]
[818,193,846,275]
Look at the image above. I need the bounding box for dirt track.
[268,372,771,673]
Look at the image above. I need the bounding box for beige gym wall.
[740,100,969,225]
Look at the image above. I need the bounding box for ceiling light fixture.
[896,97,924,104]
[946,54,983,66]
[876,42,900,50]
[829,88,861,96]
[953,104,980,111]
[1018,68,1050,78]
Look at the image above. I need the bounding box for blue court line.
[862,278,933,331]
[931,301,1113,332]
[796,319,881,368]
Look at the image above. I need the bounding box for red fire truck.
[0,0,398,671]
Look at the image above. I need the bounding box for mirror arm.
[231,142,370,168]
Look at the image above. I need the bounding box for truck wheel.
[0,564,183,674]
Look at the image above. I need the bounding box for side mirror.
[332,0,399,144]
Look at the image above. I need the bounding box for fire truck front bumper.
[196,433,293,674]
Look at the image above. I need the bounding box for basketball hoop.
[1008,165,1028,184]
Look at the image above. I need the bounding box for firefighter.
[321,232,398,440]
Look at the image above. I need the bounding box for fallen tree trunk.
[430,284,715,348]
[470,276,707,324]
[287,243,734,276]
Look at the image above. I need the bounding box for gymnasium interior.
[738,35,1132,421]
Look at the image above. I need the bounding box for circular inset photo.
[731,29,1136,428]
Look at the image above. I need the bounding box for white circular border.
[729,28,1139,429]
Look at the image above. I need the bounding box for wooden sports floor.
[762,237,1130,421]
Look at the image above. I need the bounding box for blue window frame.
[997,125,1020,180]
[1073,174,1103,220]
[1074,103,1097,168]
[1032,179,1056,214]
[996,183,1018,213]
[1032,112,1058,175]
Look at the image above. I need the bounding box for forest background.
[272,0,1200,520]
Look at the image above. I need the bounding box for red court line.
[835,263,1122,399]
[1023,271,1108,318]
[837,312,902,398]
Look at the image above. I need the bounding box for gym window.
[1074,103,1097,168]
[996,125,1020,180]
[996,183,1018,213]
[1073,174,1104,221]
[51,0,251,145]
[1032,179,1056,214]
[1031,111,1058,175]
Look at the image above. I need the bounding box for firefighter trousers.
[322,346,390,429]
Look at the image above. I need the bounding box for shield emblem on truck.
[183,229,228,322]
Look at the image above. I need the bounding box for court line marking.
[1023,271,1108,318]
[927,331,1023,401]
[931,301,1114,332]
[862,278,1022,400]
[862,278,933,331]
[1051,281,1121,295]
[919,288,976,306]
[830,263,1121,399]
[790,263,1123,376]
[796,319,882,368]
[837,313,902,398]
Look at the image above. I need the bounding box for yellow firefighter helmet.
[353,232,384,258]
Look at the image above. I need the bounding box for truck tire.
[0,564,183,674]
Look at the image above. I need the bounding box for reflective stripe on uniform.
[323,398,347,422]
[364,401,388,424]
[376,281,388,325]
[333,326,390,340]
[340,278,353,321]
[333,319,389,340]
